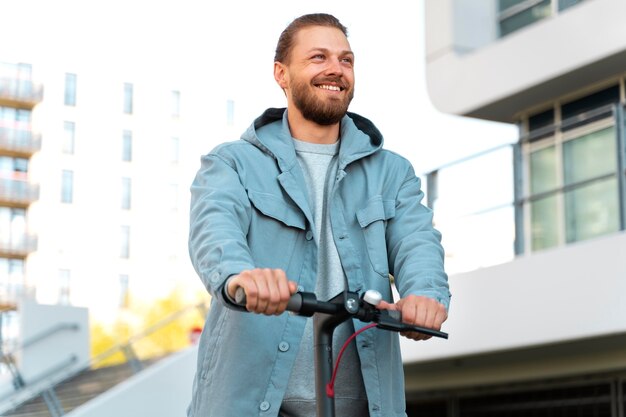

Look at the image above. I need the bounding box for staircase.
[0,300,207,417]
[2,360,157,417]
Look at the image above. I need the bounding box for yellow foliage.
[90,285,208,368]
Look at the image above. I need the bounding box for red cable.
[326,323,378,398]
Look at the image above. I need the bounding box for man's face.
[281,26,355,125]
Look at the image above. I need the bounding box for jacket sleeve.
[386,164,451,310]
[188,152,256,307]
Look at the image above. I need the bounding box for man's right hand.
[227,268,298,315]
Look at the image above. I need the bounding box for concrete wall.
[67,345,197,417]
[424,0,626,121]
[401,231,626,389]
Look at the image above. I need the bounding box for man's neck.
[286,107,341,144]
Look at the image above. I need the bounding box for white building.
[400,0,626,415]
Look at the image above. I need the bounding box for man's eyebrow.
[307,47,354,57]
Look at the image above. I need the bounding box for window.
[562,126,620,243]
[121,177,131,210]
[123,82,133,114]
[122,130,132,162]
[498,0,587,38]
[170,136,180,163]
[63,121,75,154]
[64,73,77,106]
[61,169,74,203]
[498,0,552,37]
[58,269,71,305]
[521,90,622,253]
[0,207,25,249]
[119,274,129,308]
[171,90,180,118]
[0,258,25,298]
[558,0,584,11]
[120,225,130,258]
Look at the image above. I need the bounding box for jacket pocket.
[247,189,306,230]
[356,196,396,278]
[246,189,306,268]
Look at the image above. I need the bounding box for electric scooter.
[235,288,448,417]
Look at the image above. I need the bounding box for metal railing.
[0,78,44,107]
[0,178,39,207]
[0,127,42,156]
[424,143,517,275]
[0,299,209,416]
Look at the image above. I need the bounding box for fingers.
[229,268,296,315]
[396,295,448,341]
[376,300,398,311]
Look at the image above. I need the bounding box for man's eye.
[312,54,325,60]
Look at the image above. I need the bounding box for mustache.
[312,76,349,90]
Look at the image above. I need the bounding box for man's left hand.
[377,295,448,341]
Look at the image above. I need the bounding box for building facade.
[0,57,229,353]
[0,62,42,342]
[402,0,626,415]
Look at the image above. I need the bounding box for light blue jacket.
[188,108,450,417]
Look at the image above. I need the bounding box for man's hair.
[274,13,348,64]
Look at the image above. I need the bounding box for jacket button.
[279,341,290,352]
[260,401,270,411]
[305,231,313,241]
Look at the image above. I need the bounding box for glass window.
[61,169,74,203]
[120,225,130,258]
[523,112,621,253]
[123,83,133,114]
[171,90,180,118]
[565,178,620,243]
[63,121,75,154]
[530,195,559,251]
[121,177,131,210]
[499,0,552,37]
[0,258,25,298]
[58,269,71,305]
[529,145,557,195]
[122,130,132,162]
[563,126,616,185]
[64,73,77,106]
[558,0,584,11]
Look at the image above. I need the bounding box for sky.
[0,0,517,174]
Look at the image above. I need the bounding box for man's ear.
[274,61,288,90]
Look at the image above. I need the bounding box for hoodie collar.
[241,108,384,172]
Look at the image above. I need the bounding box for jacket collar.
[241,108,384,172]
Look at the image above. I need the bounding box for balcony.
[0,178,39,208]
[0,78,43,110]
[0,234,38,259]
[0,127,42,157]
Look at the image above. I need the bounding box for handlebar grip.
[233,287,303,312]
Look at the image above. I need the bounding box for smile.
[316,84,343,92]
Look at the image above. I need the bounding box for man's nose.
[324,57,344,76]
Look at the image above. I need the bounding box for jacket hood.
[240,108,384,171]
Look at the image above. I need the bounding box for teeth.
[318,84,341,91]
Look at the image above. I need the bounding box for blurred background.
[0,0,625,416]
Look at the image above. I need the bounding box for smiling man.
[188,13,450,417]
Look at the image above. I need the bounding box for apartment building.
[399,1,626,415]
[0,62,42,341]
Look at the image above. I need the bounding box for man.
[188,13,450,417]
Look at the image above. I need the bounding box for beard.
[290,75,354,126]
